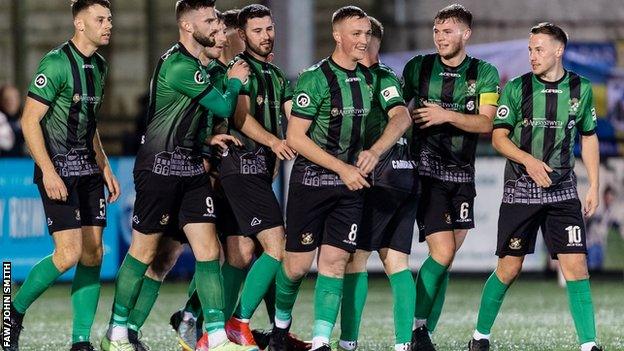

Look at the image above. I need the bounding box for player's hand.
[102,166,121,203]
[522,156,553,188]
[584,185,599,218]
[209,134,242,151]
[270,139,296,160]
[228,60,250,84]
[338,164,370,191]
[357,149,379,175]
[414,101,451,128]
[42,168,68,202]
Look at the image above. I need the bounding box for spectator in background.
[0,84,25,156]
[586,185,621,271]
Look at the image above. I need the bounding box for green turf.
[12,277,624,350]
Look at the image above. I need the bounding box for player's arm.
[287,116,369,191]
[234,95,295,160]
[581,134,599,217]
[93,129,120,203]
[415,102,497,133]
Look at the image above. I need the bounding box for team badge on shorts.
[301,232,314,245]
[75,209,81,221]
[160,213,170,226]
[509,238,522,250]
[444,213,452,224]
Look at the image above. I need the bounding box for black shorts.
[285,183,364,253]
[357,186,418,254]
[416,176,476,241]
[132,171,216,234]
[36,174,106,234]
[220,174,283,236]
[213,178,241,237]
[496,199,587,259]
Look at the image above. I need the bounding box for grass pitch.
[12,276,624,350]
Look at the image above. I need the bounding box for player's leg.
[223,235,254,319]
[337,249,371,351]
[381,248,415,351]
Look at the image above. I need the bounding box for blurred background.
[1,0,624,281]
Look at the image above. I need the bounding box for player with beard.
[401,5,500,350]
[100,1,255,350]
[4,1,119,350]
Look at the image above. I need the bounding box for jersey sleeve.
[377,69,406,113]
[401,57,419,104]
[291,70,324,120]
[228,57,252,95]
[166,60,214,100]
[577,82,597,135]
[280,73,294,104]
[492,80,520,131]
[27,52,67,106]
[478,63,501,107]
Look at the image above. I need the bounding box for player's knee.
[496,262,522,284]
[149,252,179,279]
[346,250,370,273]
[80,244,103,266]
[430,247,456,266]
[381,253,409,275]
[227,250,254,269]
[54,245,82,272]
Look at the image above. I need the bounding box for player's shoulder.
[296,58,328,84]
[40,43,71,66]
[404,53,436,69]
[504,73,530,90]
[568,71,591,86]
[473,57,498,74]
[93,52,108,66]
[374,62,399,79]
[160,44,198,74]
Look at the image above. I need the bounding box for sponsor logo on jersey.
[526,119,563,129]
[301,232,314,245]
[345,77,361,83]
[541,88,563,94]
[73,94,81,103]
[381,86,400,102]
[439,71,460,78]
[160,213,170,226]
[250,217,262,226]
[567,119,576,130]
[496,105,510,119]
[35,74,47,88]
[296,93,310,108]
[194,70,206,84]
[82,64,94,69]
[509,237,522,249]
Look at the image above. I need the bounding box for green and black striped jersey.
[134,42,241,177]
[219,52,293,179]
[402,54,500,183]
[196,58,229,157]
[494,71,597,204]
[27,40,107,178]
[289,57,403,186]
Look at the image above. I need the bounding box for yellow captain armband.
[479,92,500,106]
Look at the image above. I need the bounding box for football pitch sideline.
[10,276,624,351]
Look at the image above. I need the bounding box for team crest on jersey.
[569,98,580,115]
[522,118,530,127]
[496,105,509,119]
[194,70,206,84]
[160,213,170,225]
[466,100,475,112]
[35,74,47,88]
[330,107,340,117]
[465,80,477,95]
[509,238,522,250]
[301,232,314,245]
[73,93,81,103]
[296,93,310,108]
[256,95,264,105]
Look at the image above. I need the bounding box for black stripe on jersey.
[263,65,279,136]
[171,82,215,149]
[461,58,480,163]
[146,56,167,129]
[320,61,343,155]
[418,54,435,101]
[346,69,365,162]
[542,81,559,163]
[561,72,581,166]
[83,56,97,154]
[63,44,83,148]
[520,73,533,153]
[439,64,457,155]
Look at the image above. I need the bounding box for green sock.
[234,253,281,320]
[275,265,303,323]
[426,270,449,332]
[339,272,368,341]
[14,255,62,314]
[389,270,416,344]
[195,260,225,332]
[128,276,162,331]
[110,254,149,327]
[184,275,202,318]
[414,256,448,320]
[313,274,343,340]
[264,277,276,324]
[566,279,596,344]
[221,262,247,320]
[475,272,510,335]
[71,264,101,343]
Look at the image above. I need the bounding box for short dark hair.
[369,16,383,39]
[71,0,110,18]
[237,4,272,28]
[175,0,216,21]
[222,9,240,29]
[434,4,472,28]
[332,6,368,25]
[530,22,568,47]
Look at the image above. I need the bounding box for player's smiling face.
[528,33,563,77]
[77,4,112,47]
[205,21,226,59]
[335,16,371,62]
[188,7,219,48]
[433,18,469,60]
[242,16,275,58]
